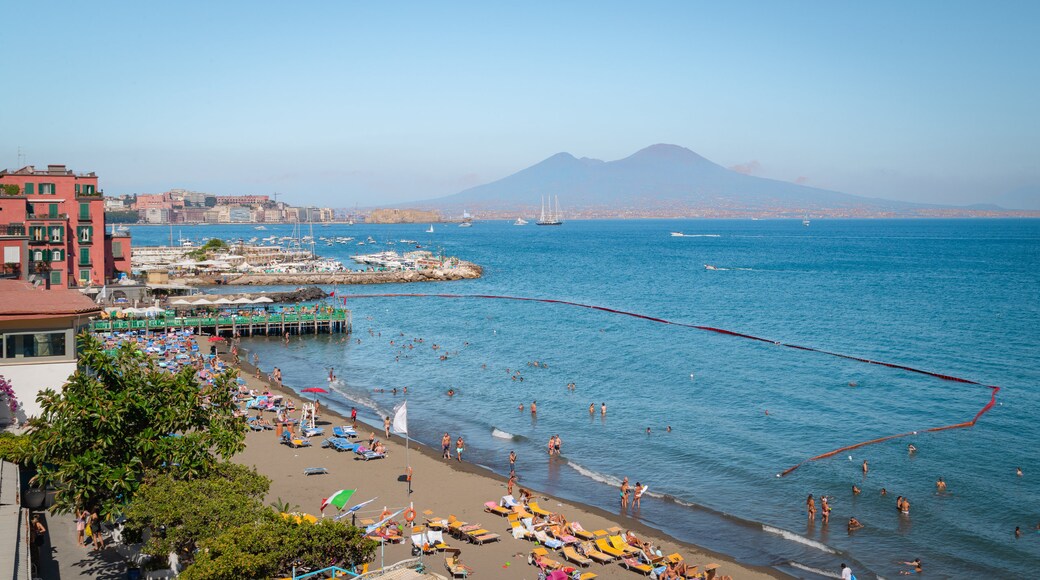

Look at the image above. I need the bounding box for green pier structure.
[91,309,352,337]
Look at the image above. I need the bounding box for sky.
[2,1,1038,208]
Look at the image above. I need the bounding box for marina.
[92,308,351,337]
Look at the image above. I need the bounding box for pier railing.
[91,309,351,336]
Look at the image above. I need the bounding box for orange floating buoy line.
[341,293,1001,477]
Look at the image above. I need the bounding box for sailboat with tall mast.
[536,195,563,226]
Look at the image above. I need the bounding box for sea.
[128,219,1040,579]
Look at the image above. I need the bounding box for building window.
[79,269,91,284]
[78,226,92,243]
[81,184,95,195]
[39,183,56,195]
[49,203,59,218]
[30,226,46,242]
[112,241,123,258]
[2,331,68,359]
[24,183,34,195]
[79,202,90,220]
[75,184,81,195]
[49,270,61,286]
[79,247,91,265]
[49,226,63,243]
[51,249,64,261]
[32,249,45,262]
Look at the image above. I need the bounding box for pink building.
[0,165,131,288]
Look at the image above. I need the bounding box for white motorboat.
[704,264,719,270]
[514,217,528,226]
[426,225,434,233]
[671,232,685,237]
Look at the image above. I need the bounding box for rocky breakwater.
[220,261,482,286]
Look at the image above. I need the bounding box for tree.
[0,184,20,196]
[186,238,229,261]
[26,333,247,517]
[181,515,376,580]
[122,463,270,558]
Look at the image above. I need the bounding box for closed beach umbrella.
[320,489,357,512]
[252,296,274,303]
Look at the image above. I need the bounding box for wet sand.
[232,355,788,579]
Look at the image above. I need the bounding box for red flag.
[330,291,336,297]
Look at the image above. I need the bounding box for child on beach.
[456,437,465,461]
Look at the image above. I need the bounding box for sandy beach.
[231,353,788,580]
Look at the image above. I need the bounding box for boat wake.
[762,525,837,554]
[491,428,525,441]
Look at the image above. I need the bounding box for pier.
[91,309,351,337]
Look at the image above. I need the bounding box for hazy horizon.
[2,1,1037,208]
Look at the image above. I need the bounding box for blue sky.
[2,1,1037,207]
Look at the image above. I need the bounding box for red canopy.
[301,387,328,394]
[207,336,225,342]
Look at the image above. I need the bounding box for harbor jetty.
[194,259,482,286]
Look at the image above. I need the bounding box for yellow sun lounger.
[483,501,512,517]
[610,535,641,557]
[563,545,593,567]
[528,501,554,517]
[582,541,615,563]
[595,538,626,558]
[530,547,563,571]
[620,556,655,575]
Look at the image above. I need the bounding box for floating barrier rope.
[341,293,1000,477]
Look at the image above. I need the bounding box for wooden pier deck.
[91,309,351,337]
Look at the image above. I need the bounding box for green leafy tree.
[0,432,29,463]
[26,333,247,517]
[0,184,20,196]
[181,516,376,580]
[186,238,229,261]
[123,463,270,558]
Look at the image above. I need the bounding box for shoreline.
[231,347,791,579]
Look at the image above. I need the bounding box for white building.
[0,280,100,424]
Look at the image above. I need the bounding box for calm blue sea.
[129,219,1040,579]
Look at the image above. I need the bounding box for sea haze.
[129,219,1040,579]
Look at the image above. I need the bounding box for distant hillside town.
[105,190,341,224]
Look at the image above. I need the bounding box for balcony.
[27,213,69,221]
[2,223,25,237]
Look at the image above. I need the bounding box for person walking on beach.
[509,450,517,470]
[456,436,465,461]
[384,416,392,439]
[840,562,854,580]
[806,494,817,521]
[507,472,517,496]
[351,406,358,427]
[621,477,630,509]
[442,433,452,460]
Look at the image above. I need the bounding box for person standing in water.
[806,494,817,520]
[509,450,517,471]
[601,402,607,416]
[862,459,869,475]
[456,436,465,461]
[621,477,630,509]
[441,433,451,460]
[531,400,537,414]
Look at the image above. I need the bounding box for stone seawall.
[178,262,482,286]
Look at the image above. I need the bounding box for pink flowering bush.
[0,375,18,413]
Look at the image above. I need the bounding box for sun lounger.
[444,554,474,578]
[530,547,563,571]
[303,467,328,476]
[569,522,596,541]
[508,514,534,540]
[302,426,325,438]
[563,545,593,567]
[280,432,311,448]
[331,440,361,453]
[447,515,467,537]
[610,535,642,557]
[595,538,626,558]
[464,528,501,544]
[512,504,534,519]
[581,541,615,564]
[321,436,349,448]
[528,501,554,517]
[534,530,564,550]
[578,574,598,580]
[332,425,358,438]
[426,529,451,550]
[500,494,520,508]
[548,525,579,545]
[484,501,512,517]
[425,516,448,530]
[621,556,655,575]
[357,450,386,461]
[411,533,436,555]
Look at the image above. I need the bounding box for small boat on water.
[671,232,685,237]
[426,225,434,233]
[704,264,719,270]
[458,221,472,228]
[255,226,267,230]
[514,217,528,226]
[536,195,563,226]
[459,210,473,227]
[802,217,810,227]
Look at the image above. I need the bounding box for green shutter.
[50,270,61,285]
[49,203,58,218]
[80,248,89,264]
[75,184,80,194]
[25,183,34,195]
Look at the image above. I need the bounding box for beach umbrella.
[232,297,254,304]
[207,336,225,342]
[301,387,328,394]
[320,489,357,512]
[253,296,274,303]
[333,497,377,521]
[170,298,193,305]
[213,297,234,304]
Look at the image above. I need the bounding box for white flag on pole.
[392,401,408,435]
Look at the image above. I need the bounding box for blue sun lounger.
[333,426,358,438]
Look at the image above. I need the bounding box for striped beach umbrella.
[320,489,356,512]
